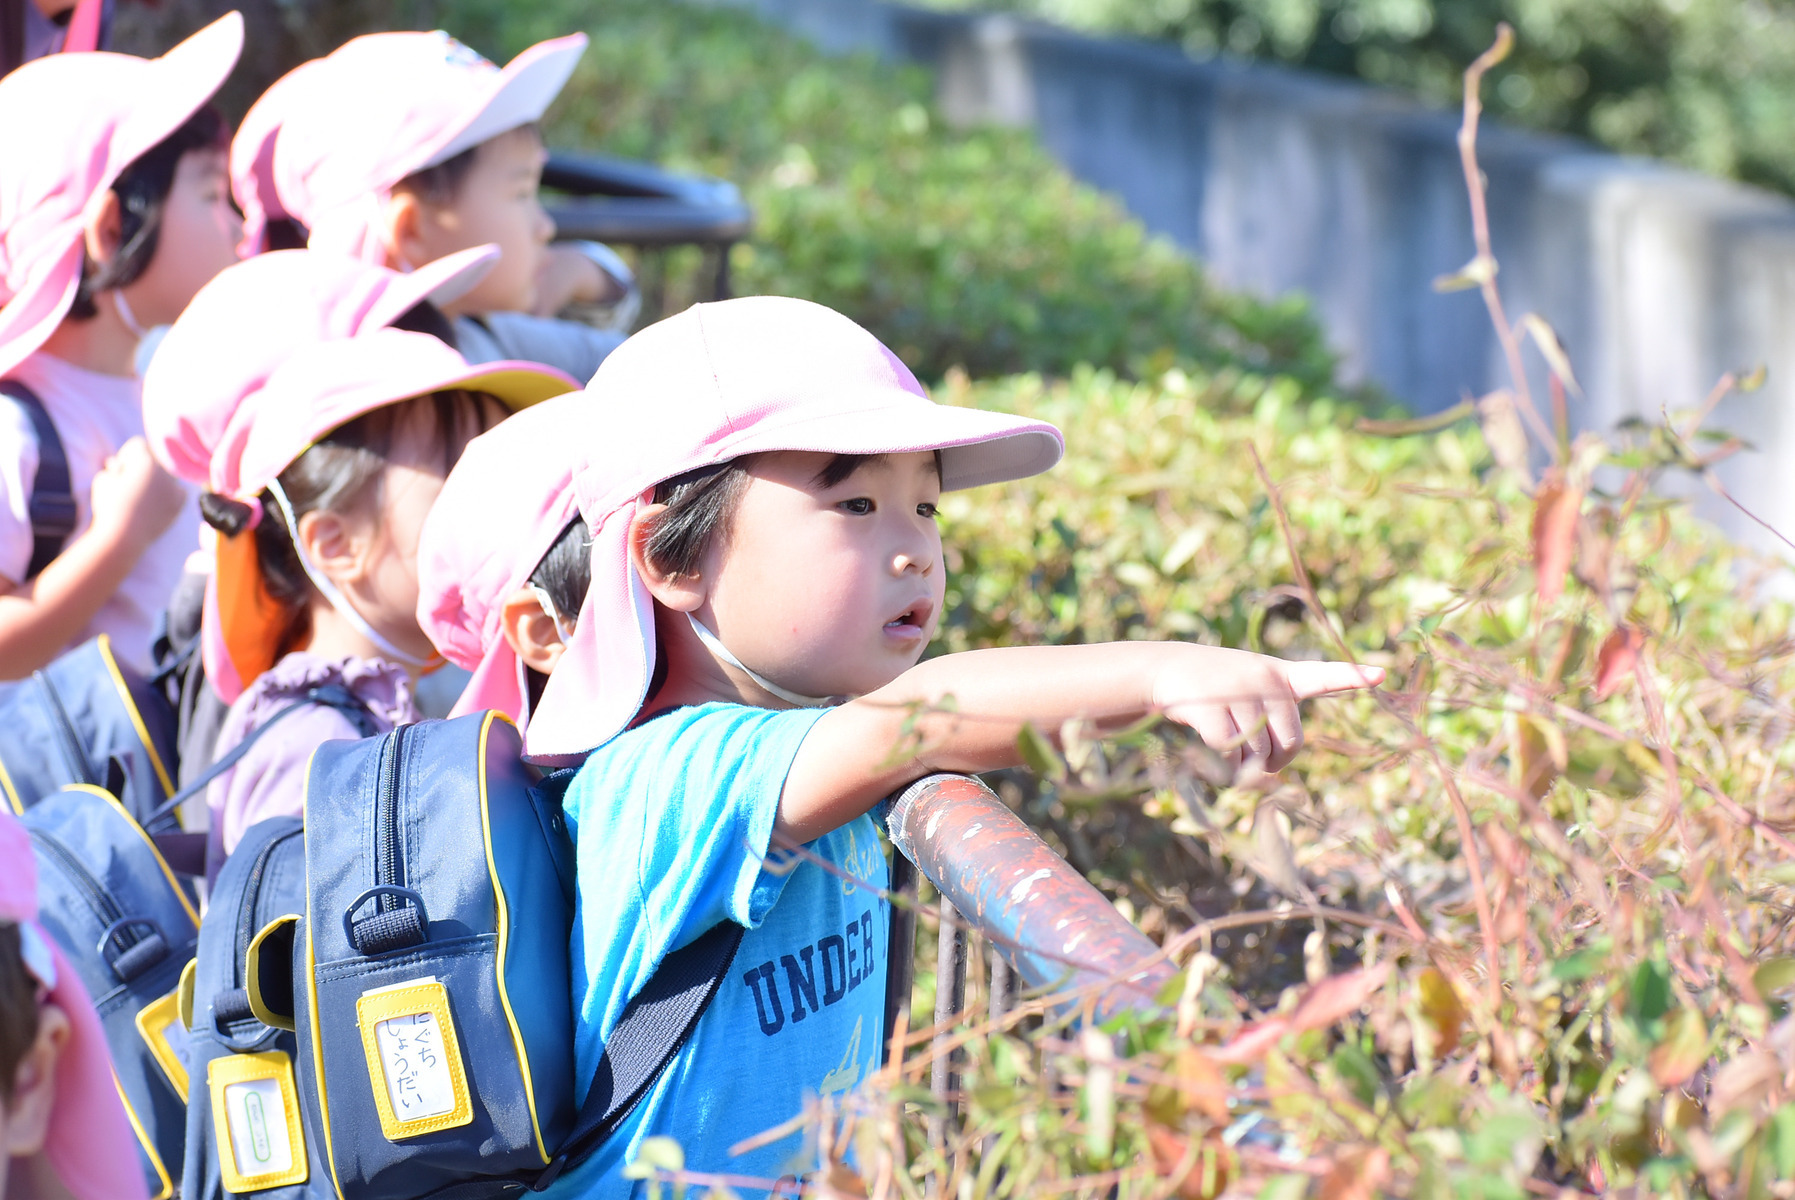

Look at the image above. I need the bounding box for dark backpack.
[291,711,743,1198]
[180,816,334,1199]
[22,784,201,1200]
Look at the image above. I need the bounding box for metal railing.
[882,774,1176,1143]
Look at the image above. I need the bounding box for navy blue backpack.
[291,711,743,1198]
[181,815,334,1199]
[22,785,201,1199]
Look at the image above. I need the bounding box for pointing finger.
[1285,661,1385,700]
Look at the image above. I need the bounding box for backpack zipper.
[374,725,409,913]
[28,826,125,948]
[32,673,92,786]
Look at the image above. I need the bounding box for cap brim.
[363,244,499,328]
[447,640,527,724]
[426,33,588,169]
[454,360,582,411]
[0,13,241,373]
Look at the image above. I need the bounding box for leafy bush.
[927,0,1795,197]
[433,0,1335,387]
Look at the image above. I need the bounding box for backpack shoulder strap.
[0,380,76,581]
[146,683,376,859]
[531,920,746,1190]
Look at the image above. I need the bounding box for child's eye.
[917,502,939,519]
[838,497,874,515]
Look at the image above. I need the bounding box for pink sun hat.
[418,393,590,727]
[196,328,578,704]
[0,812,151,1200]
[143,244,500,492]
[229,56,334,256]
[517,296,1065,762]
[0,12,243,378]
[271,29,587,262]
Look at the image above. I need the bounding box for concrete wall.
[717,0,1795,561]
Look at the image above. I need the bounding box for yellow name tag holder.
[208,1052,308,1192]
[136,987,191,1101]
[356,978,474,1142]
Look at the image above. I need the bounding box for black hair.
[67,105,228,321]
[262,217,310,253]
[387,298,460,351]
[0,923,38,1107]
[199,389,507,658]
[393,122,541,208]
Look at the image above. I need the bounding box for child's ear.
[3,1000,69,1157]
[500,587,567,674]
[379,190,429,274]
[295,508,372,589]
[81,191,123,270]
[627,503,706,613]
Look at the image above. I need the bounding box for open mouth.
[884,599,934,634]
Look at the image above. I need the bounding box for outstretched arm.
[778,641,1381,842]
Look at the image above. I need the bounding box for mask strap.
[685,612,836,708]
[529,585,577,642]
[112,289,149,340]
[265,479,440,670]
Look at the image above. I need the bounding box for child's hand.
[1154,646,1383,773]
[533,244,625,317]
[89,437,187,541]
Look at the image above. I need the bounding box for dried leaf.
[1417,967,1468,1052]
[1708,1051,1778,1115]
[1649,1006,1709,1088]
[1291,961,1394,1033]
[1531,473,1583,607]
[1318,1146,1392,1200]
[1521,313,1583,398]
[1511,712,1567,800]
[1477,390,1532,484]
[1740,363,1769,392]
[1594,626,1646,701]
[1433,255,1496,293]
[818,1163,868,1199]
[1144,1124,1232,1199]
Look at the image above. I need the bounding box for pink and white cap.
[0,812,151,1200]
[0,12,243,377]
[511,296,1064,762]
[143,244,500,491]
[418,395,591,727]
[195,328,578,704]
[229,57,334,256]
[271,30,587,262]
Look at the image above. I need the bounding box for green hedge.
[436,0,1337,388]
[925,0,1795,198]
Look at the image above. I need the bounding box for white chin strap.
[112,289,149,339]
[265,480,438,670]
[686,613,836,708]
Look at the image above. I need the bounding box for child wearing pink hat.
[421,296,1382,1191]
[0,14,244,678]
[145,251,577,876]
[237,29,635,384]
[0,811,149,1200]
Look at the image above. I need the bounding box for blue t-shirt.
[548,703,890,1196]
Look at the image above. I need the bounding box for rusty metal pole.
[887,774,1175,1015]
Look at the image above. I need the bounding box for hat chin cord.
[265,479,440,671]
[686,613,837,708]
[112,288,150,340]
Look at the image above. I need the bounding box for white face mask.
[266,479,437,670]
[685,612,836,708]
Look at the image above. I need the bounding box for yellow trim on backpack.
[115,1073,175,1199]
[62,784,199,928]
[246,915,299,1031]
[177,958,197,1031]
[477,710,551,1164]
[208,1051,309,1191]
[96,633,176,799]
[356,978,474,1141]
[136,988,191,1100]
[0,757,21,814]
[300,747,348,1200]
